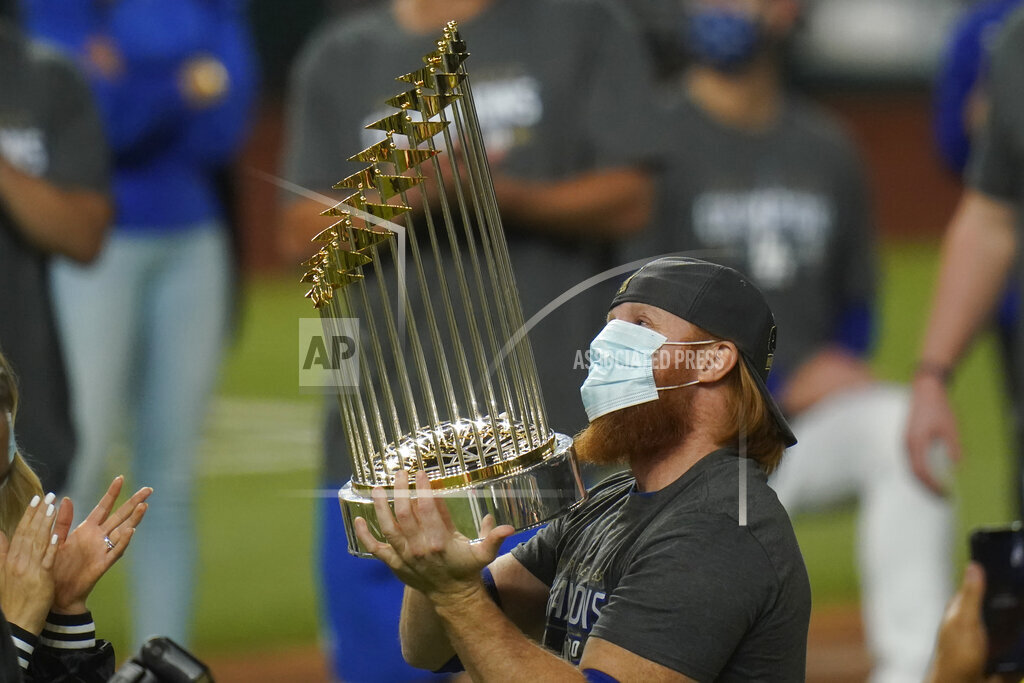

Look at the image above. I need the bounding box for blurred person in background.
[0,347,151,681]
[0,13,111,493]
[18,0,258,648]
[280,0,661,679]
[624,0,953,680]
[933,0,1024,515]
[907,3,1024,502]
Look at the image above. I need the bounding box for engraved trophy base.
[339,433,585,557]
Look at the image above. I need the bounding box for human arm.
[0,496,59,639]
[399,550,550,670]
[50,476,150,616]
[0,160,110,263]
[779,347,875,416]
[357,471,707,681]
[0,46,111,263]
[906,189,1017,492]
[491,167,654,240]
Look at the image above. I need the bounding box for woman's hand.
[354,469,513,605]
[0,494,59,635]
[51,476,151,615]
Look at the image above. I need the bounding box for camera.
[108,637,213,683]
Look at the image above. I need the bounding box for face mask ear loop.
[652,340,721,391]
[656,379,701,392]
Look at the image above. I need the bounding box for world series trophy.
[300,22,586,557]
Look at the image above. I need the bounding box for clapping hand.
[51,476,151,615]
[0,494,59,634]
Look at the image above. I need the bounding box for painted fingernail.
[50,534,57,545]
[43,492,55,505]
[29,495,40,508]
[46,503,54,517]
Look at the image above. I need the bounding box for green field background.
[82,241,1017,661]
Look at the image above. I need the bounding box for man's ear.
[698,341,738,383]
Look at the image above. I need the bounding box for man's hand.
[906,373,961,495]
[778,347,875,416]
[51,476,151,615]
[0,495,59,635]
[353,470,514,603]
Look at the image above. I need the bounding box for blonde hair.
[720,359,787,474]
[0,348,45,540]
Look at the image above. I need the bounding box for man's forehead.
[608,302,694,328]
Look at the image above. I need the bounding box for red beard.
[573,386,693,467]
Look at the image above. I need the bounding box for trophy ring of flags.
[300,21,586,557]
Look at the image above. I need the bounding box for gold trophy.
[300,22,585,557]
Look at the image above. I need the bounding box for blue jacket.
[22,0,258,232]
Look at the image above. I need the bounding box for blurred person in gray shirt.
[0,17,111,491]
[625,1,953,681]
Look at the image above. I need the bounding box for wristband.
[915,361,952,385]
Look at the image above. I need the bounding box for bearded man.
[355,257,811,682]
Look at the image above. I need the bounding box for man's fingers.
[353,517,403,571]
[102,487,153,534]
[86,475,125,525]
[414,471,445,530]
[370,486,400,540]
[392,470,421,539]
[476,523,516,563]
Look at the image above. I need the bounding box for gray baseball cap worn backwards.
[611,256,798,448]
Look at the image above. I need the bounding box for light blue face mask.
[5,411,16,465]
[580,319,716,422]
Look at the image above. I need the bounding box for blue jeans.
[51,223,229,647]
[319,489,540,682]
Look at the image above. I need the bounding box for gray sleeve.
[281,35,352,196]
[510,518,564,586]
[580,0,664,170]
[589,514,776,680]
[966,13,1023,203]
[40,51,109,193]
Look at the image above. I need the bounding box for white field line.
[198,397,320,477]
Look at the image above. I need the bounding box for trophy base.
[338,433,584,558]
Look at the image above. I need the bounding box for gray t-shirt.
[0,22,109,489]
[967,5,1024,405]
[624,91,876,388]
[511,449,811,681]
[284,0,662,481]
[968,4,1024,208]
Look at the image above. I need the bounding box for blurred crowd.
[1,0,1024,681]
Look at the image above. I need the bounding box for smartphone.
[970,524,1024,674]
